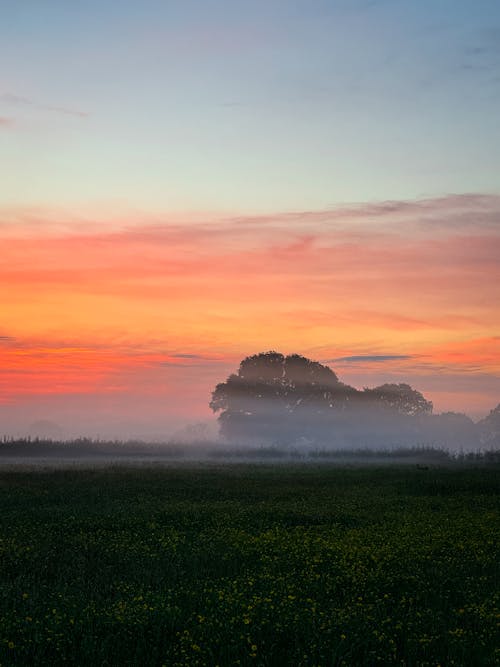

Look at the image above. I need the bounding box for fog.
[0,409,209,443]
[2,350,498,453]
[1,407,499,469]
[1,387,498,466]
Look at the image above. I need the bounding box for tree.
[423,411,476,449]
[210,352,436,444]
[210,351,356,441]
[362,383,433,417]
[238,351,285,382]
[477,403,500,447]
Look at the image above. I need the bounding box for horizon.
[1,346,498,441]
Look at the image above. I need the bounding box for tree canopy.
[478,403,500,447]
[210,351,433,442]
[362,383,433,416]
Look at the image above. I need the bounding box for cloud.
[172,353,222,360]
[0,116,14,128]
[42,104,89,118]
[0,93,32,106]
[461,28,500,69]
[159,353,224,366]
[1,194,498,314]
[173,353,207,359]
[333,355,414,363]
[0,92,89,118]
[1,192,499,240]
[1,193,498,415]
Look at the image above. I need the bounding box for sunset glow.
[1,194,499,435]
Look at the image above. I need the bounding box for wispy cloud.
[172,353,222,360]
[333,355,414,363]
[0,92,89,118]
[461,26,500,74]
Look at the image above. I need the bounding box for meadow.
[0,464,498,666]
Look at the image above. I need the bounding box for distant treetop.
[362,383,433,416]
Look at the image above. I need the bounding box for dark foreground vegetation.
[0,465,499,666]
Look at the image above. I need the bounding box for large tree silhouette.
[210,351,436,443]
[211,352,356,441]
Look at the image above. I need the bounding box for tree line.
[210,352,500,448]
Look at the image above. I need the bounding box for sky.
[1,1,499,438]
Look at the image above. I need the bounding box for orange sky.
[1,194,499,436]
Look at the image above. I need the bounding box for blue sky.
[1,0,499,212]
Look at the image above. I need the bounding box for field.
[0,464,498,666]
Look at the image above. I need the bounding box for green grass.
[0,464,498,666]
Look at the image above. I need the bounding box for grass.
[0,464,498,666]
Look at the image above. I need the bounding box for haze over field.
[1,1,499,440]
